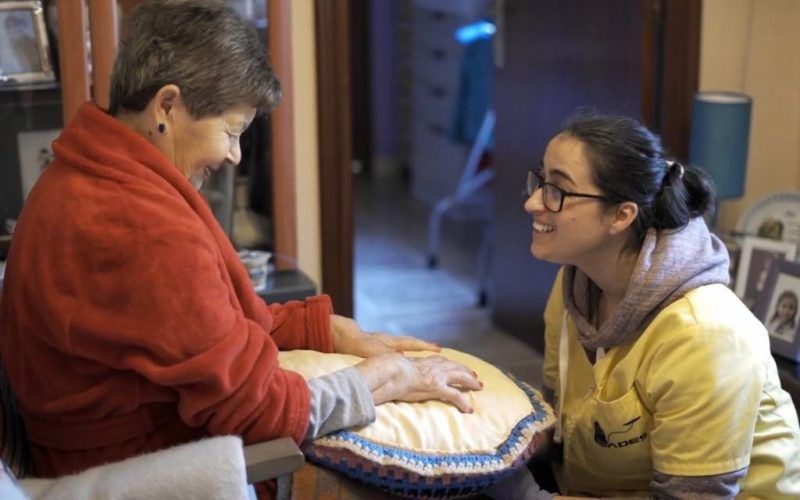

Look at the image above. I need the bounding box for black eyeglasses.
[526,170,614,213]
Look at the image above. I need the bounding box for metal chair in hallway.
[426,109,495,306]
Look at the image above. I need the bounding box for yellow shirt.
[543,270,800,498]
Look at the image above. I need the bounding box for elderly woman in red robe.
[0,0,479,480]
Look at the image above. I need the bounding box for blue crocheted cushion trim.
[304,372,555,497]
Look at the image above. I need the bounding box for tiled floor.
[353,172,544,388]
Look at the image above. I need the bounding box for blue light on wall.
[454,20,496,45]
[689,91,752,200]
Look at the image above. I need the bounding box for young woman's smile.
[524,133,616,268]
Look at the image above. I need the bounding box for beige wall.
[699,0,800,231]
[289,0,323,287]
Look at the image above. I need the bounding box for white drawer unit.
[407,0,490,205]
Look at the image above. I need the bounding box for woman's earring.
[158,123,166,134]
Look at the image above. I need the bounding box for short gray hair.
[109,0,281,118]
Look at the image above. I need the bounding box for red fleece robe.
[0,103,333,477]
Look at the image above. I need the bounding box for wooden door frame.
[57,0,90,122]
[315,0,354,316]
[641,0,702,160]
[268,0,299,271]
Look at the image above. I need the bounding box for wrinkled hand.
[330,314,440,357]
[355,352,481,413]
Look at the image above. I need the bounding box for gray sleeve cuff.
[304,366,376,443]
[651,469,745,499]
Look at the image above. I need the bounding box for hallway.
[352,173,544,387]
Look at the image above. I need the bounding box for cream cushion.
[279,348,555,497]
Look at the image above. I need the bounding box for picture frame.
[735,236,797,310]
[0,1,56,87]
[718,232,741,290]
[737,192,800,246]
[16,128,60,199]
[753,259,800,362]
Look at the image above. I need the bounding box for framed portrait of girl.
[735,236,797,310]
[754,259,800,363]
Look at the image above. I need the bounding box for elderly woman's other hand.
[354,352,481,413]
[330,314,440,357]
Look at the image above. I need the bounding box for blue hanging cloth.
[450,20,494,148]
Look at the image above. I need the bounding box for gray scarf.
[562,217,730,351]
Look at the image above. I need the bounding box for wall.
[290,0,323,288]
[699,0,800,231]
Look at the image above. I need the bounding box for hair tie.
[667,160,684,180]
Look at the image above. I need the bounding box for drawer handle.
[430,48,446,60]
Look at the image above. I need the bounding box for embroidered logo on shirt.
[594,417,648,448]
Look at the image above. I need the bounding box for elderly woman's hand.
[330,314,440,357]
[354,352,481,413]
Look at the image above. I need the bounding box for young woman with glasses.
[514,114,800,498]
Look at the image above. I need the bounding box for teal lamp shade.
[689,91,752,199]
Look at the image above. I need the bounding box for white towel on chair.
[21,436,249,500]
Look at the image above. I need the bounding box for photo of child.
[735,237,798,310]
[752,257,800,362]
[742,250,782,310]
[767,289,799,343]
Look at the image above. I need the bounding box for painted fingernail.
[468,408,474,414]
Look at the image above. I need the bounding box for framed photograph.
[16,128,59,199]
[735,237,797,310]
[0,1,55,87]
[718,232,741,290]
[753,260,800,362]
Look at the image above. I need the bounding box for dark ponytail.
[652,161,716,232]
[561,114,715,246]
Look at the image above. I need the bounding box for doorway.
[343,0,546,385]
[317,0,700,363]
